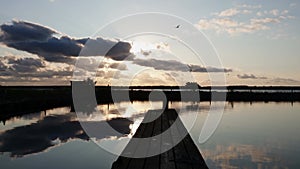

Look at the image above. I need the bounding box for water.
[0,102,299,169]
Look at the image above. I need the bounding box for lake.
[0,101,299,169]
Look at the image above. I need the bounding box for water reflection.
[0,110,132,157]
[203,144,285,169]
[0,101,299,169]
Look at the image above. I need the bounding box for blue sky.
[0,0,299,85]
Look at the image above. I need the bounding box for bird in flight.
[175,25,180,28]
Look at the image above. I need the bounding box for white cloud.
[218,8,240,17]
[290,3,296,7]
[216,8,252,17]
[256,12,263,16]
[195,5,294,36]
[269,9,279,16]
[237,4,262,9]
[242,10,252,14]
[250,18,280,24]
[281,10,289,15]
[196,17,277,35]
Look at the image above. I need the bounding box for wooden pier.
[111,108,208,169]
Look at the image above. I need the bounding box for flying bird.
[175,25,180,28]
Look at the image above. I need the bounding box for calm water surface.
[0,102,299,169]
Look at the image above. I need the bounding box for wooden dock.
[111,109,208,169]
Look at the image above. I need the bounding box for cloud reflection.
[202,144,287,169]
[0,113,132,157]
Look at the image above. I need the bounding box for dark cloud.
[237,74,267,79]
[7,36,82,57]
[133,58,232,73]
[0,69,72,80]
[0,20,233,85]
[106,41,133,60]
[80,38,133,61]
[0,56,45,73]
[133,58,188,71]
[189,64,232,73]
[109,62,127,70]
[8,57,45,72]
[0,55,129,82]
[0,20,56,42]
[19,69,73,78]
[8,57,45,67]
[0,21,132,62]
[0,56,73,80]
[0,60,8,71]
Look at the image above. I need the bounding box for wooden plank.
[144,110,162,169]
[126,111,156,169]
[160,110,176,169]
[167,110,193,169]
[112,111,152,169]
[175,114,208,169]
[112,109,208,169]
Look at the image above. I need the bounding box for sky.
[0,0,299,86]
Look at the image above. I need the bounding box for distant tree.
[85,78,96,86]
[184,82,201,89]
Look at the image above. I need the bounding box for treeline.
[0,86,299,123]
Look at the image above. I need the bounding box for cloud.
[109,62,127,70]
[237,73,300,85]
[269,9,279,16]
[0,20,132,62]
[196,17,277,35]
[0,20,57,42]
[237,74,267,79]
[8,57,45,72]
[0,60,8,71]
[272,77,300,83]
[218,8,240,17]
[196,5,295,35]
[130,71,173,86]
[80,38,133,61]
[215,7,253,17]
[0,56,45,73]
[290,3,296,7]
[0,20,232,85]
[6,36,82,59]
[133,58,232,73]
[250,17,280,24]
[256,12,263,16]
[0,56,73,81]
[202,144,286,169]
[8,57,45,67]
[237,4,262,9]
